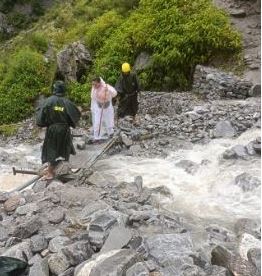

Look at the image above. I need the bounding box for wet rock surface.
[0,62,260,275]
[0,170,259,275]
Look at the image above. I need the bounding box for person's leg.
[43,161,57,180]
[130,95,139,125]
[104,104,114,137]
[93,104,102,140]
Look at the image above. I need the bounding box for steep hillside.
[0,0,55,40]
[0,0,242,124]
[214,0,261,84]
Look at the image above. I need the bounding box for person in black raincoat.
[115,62,140,125]
[36,81,81,180]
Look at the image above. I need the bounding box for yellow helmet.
[122,62,131,73]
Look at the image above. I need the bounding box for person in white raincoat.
[91,77,117,142]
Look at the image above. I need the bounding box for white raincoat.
[91,78,117,140]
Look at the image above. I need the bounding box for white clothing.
[91,80,117,140]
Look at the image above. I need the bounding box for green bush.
[7,12,29,29]
[0,123,19,136]
[0,47,54,124]
[94,0,242,90]
[26,32,49,53]
[84,11,123,52]
[68,82,91,105]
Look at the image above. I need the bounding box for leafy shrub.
[7,12,29,29]
[84,11,123,52]
[27,32,49,53]
[0,47,54,124]
[94,0,242,90]
[68,82,91,105]
[0,123,19,136]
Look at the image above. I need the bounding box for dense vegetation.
[0,0,242,124]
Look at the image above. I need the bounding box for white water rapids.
[0,128,260,228]
[94,128,261,227]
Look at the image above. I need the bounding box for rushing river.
[0,128,260,230]
[94,128,261,228]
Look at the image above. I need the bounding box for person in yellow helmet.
[115,62,140,125]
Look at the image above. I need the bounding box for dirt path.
[214,0,261,84]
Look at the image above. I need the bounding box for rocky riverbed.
[0,79,260,275]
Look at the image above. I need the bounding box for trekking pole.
[98,85,108,137]
[98,104,104,137]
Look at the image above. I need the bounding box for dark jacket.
[36,95,81,164]
[115,72,140,117]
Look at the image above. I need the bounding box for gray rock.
[48,207,65,224]
[87,231,105,249]
[29,254,49,276]
[234,218,261,239]
[2,240,32,262]
[229,9,246,17]
[4,195,22,213]
[206,224,235,244]
[175,160,199,174]
[204,265,231,276]
[74,249,141,276]
[59,267,75,276]
[249,84,261,97]
[253,142,261,154]
[222,149,237,159]
[101,226,133,253]
[247,248,261,274]
[213,121,235,138]
[61,241,93,266]
[77,141,86,150]
[134,176,143,192]
[129,210,155,222]
[32,180,47,193]
[126,262,149,276]
[158,258,197,275]
[80,200,110,224]
[13,216,41,239]
[145,233,194,266]
[48,252,70,275]
[144,260,157,272]
[49,236,71,253]
[129,145,141,156]
[16,203,39,216]
[0,192,9,203]
[231,145,248,159]
[5,237,22,248]
[0,225,9,242]
[89,214,117,233]
[134,52,152,71]
[239,233,261,259]
[246,142,256,155]
[30,234,48,253]
[59,187,99,208]
[57,41,92,82]
[211,245,259,276]
[121,133,133,147]
[45,229,65,241]
[234,173,260,192]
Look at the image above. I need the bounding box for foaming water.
[0,129,260,227]
[95,128,261,225]
[0,144,41,191]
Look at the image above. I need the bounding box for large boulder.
[74,249,141,276]
[145,233,194,266]
[234,173,260,192]
[211,245,259,276]
[134,52,152,71]
[213,121,236,138]
[56,42,92,82]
